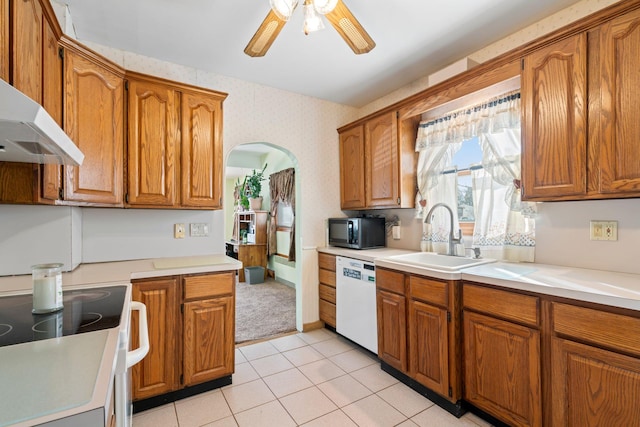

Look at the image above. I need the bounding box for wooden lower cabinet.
[132,271,235,402]
[409,299,449,397]
[463,311,542,427]
[131,277,180,400]
[376,289,407,372]
[318,253,336,327]
[237,244,267,282]
[183,296,234,386]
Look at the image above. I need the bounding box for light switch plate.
[590,220,618,241]
[190,223,209,237]
[174,223,185,239]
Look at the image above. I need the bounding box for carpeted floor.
[235,277,296,344]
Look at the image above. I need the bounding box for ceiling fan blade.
[324,0,375,54]
[244,9,288,57]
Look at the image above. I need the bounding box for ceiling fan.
[244,0,376,57]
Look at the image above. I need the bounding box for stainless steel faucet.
[424,203,462,256]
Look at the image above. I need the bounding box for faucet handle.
[465,247,481,259]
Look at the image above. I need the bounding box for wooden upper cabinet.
[12,0,42,102]
[339,125,366,209]
[63,46,125,206]
[126,75,180,207]
[0,0,8,82]
[597,8,640,194]
[180,90,224,208]
[522,33,587,200]
[365,112,399,208]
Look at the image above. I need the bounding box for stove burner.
[79,312,103,329]
[64,290,111,304]
[31,315,63,333]
[0,324,12,338]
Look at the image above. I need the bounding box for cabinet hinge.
[125,193,129,204]
[396,111,399,119]
[397,197,400,205]
[58,47,64,59]
[447,311,451,323]
[521,58,525,70]
[448,386,453,397]
[181,304,184,314]
[180,374,184,385]
[58,187,64,200]
[124,80,129,91]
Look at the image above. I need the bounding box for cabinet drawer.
[318,253,336,271]
[553,302,640,356]
[319,268,336,287]
[319,284,336,304]
[320,299,336,327]
[377,268,406,295]
[409,276,448,308]
[463,284,539,327]
[184,272,234,300]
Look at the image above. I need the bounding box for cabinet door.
[127,77,179,207]
[12,0,42,103]
[598,9,640,194]
[365,112,399,208]
[131,278,180,400]
[339,125,366,209]
[40,17,63,202]
[181,91,223,208]
[551,337,640,427]
[376,289,407,372]
[237,244,267,282]
[463,311,542,427]
[183,296,234,386]
[0,0,8,82]
[522,33,587,200]
[63,48,124,205]
[409,300,449,397]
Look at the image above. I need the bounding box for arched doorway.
[225,143,302,343]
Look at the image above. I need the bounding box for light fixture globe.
[270,0,298,20]
[303,1,325,34]
[313,0,338,14]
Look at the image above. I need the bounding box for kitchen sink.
[382,252,495,271]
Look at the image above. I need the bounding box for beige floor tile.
[232,362,260,385]
[279,386,339,424]
[249,353,295,377]
[174,389,232,427]
[396,420,420,427]
[301,409,358,426]
[376,382,434,417]
[263,367,314,398]
[238,341,279,361]
[202,415,239,427]
[461,412,494,427]
[342,394,407,427]
[312,337,357,357]
[132,404,178,427]
[270,333,308,352]
[411,405,479,427]
[298,358,346,384]
[318,374,373,407]
[222,379,276,414]
[235,348,247,364]
[298,328,336,345]
[350,364,398,392]
[329,348,378,373]
[234,400,297,427]
[282,345,325,366]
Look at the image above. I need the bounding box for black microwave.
[328,217,386,249]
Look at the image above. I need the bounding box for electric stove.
[0,285,127,347]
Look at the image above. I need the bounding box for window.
[275,202,294,258]
[450,136,482,235]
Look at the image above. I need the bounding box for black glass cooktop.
[0,285,127,347]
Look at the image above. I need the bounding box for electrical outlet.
[190,223,209,237]
[174,223,185,239]
[590,220,618,241]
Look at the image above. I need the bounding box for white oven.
[336,256,378,353]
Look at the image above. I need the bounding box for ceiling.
[61,0,583,107]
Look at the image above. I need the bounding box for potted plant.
[234,177,250,211]
[245,163,267,211]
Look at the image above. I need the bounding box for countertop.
[318,246,640,312]
[0,254,243,295]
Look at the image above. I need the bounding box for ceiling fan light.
[303,3,325,35]
[313,0,338,15]
[270,0,298,21]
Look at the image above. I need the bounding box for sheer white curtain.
[415,90,536,261]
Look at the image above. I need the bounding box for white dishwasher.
[336,256,378,353]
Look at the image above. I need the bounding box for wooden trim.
[39,0,62,39]
[59,35,125,77]
[303,320,324,332]
[125,70,228,100]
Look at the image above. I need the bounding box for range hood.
[0,79,84,166]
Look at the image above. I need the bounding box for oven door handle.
[126,301,150,369]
